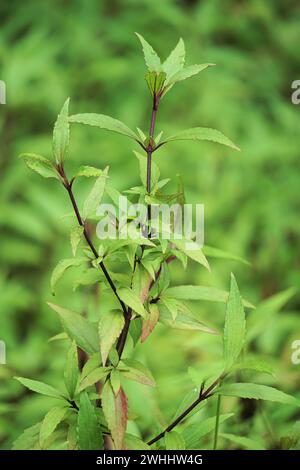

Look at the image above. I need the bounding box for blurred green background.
[1,0,300,450]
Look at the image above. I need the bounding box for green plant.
[15,33,298,451]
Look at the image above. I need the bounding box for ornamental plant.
[14,34,298,451]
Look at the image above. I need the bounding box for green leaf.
[78,367,110,392]
[223,274,246,371]
[171,239,210,271]
[135,32,161,71]
[53,98,70,164]
[203,245,250,266]
[47,302,99,355]
[102,381,128,450]
[182,414,233,449]
[141,303,160,342]
[161,296,178,320]
[78,392,103,450]
[133,151,160,191]
[119,358,156,387]
[74,166,106,179]
[216,383,300,406]
[167,63,215,86]
[163,38,185,81]
[110,369,121,395]
[117,287,146,317]
[82,166,109,219]
[81,353,101,379]
[69,113,138,140]
[39,406,69,448]
[163,127,240,151]
[50,257,86,295]
[232,357,275,376]
[64,341,79,399]
[165,431,186,450]
[145,71,166,96]
[159,308,217,334]
[15,377,64,399]
[20,154,59,179]
[220,433,265,450]
[12,423,41,450]
[70,226,84,256]
[99,310,124,365]
[125,433,150,450]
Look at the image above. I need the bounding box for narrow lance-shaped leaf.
[39,406,69,448]
[78,392,103,450]
[102,381,128,450]
[135,32,161,71]
[182,414,234,449]
[64,341,79,399]
[220,433,266,451]
[15,377,65,399]
[117,287,146,317]
[119,358,156,387]
[73,166,106,179]
[82,166,109,219]
[165,431,186,450]
[141,303,160,342]
[99,310,124,365]
[47,302,99,355]
[53,98,70,164]
[50,257,86,295]
[20,154,59,180]
[70,226,84,256]
[216,383,300,407]
[78,367,110,393]
[162,38,185,81]
[162,127,240,151]
[223,274,246,371]
[69,113,139,141]
[167,63,215,86]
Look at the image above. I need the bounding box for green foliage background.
[0,0,300,449]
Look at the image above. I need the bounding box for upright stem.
[213,394,222,450]
[58,166,127,317]
[146,95,159,194]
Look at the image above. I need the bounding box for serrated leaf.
[74,166,105,179]
[125,433,150,450]
[102,381,128,450]
[223,274,246,371]
[165,431,185,450]
[70,226,84,256]
[69,113,138,140]
[135,32,161,71]
[159,308,217,334]
[163,127,240,151]
[117,287,146,317]
[216,383,300,406]
[167,63,215,86]
[82,166,108,219]
[182,414,233,449]
[12,423,41,450]
[165,284,254,309]
[78,392,103,450]
[110,369,121,395]
[99,310,124,365]
[78,367,110,392]
[50,257,86,294]
[141,303,160,342]
[163,38,185,81]
[53,98,70,163]
[47,302,99,355]
[64,341,79,399]
[232,357,275,376]
[15,377,64,399]
[119,358,156,387]
[171,239,210,271]
[20,153,59,179]
[203,245,250,266]
[39,406,68,448]
[220,433,265,450]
